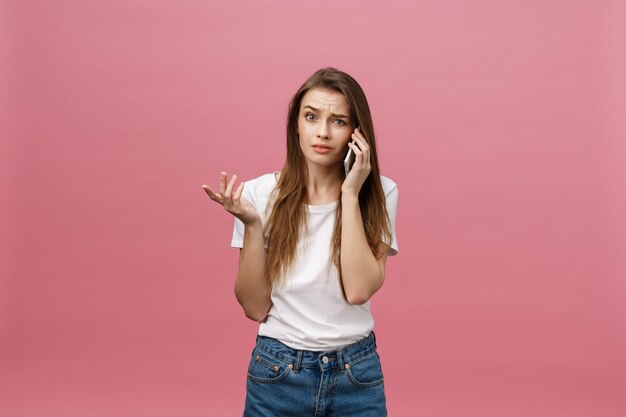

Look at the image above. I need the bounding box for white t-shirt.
[231,171,399,351]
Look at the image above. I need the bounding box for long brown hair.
[262,67,392,292]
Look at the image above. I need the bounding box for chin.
[310,160,342,169]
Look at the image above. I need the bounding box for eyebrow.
[303,105,351,119]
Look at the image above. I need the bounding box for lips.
[312,145,332,149]
[312,145,332,154]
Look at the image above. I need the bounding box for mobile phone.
[344,124,359,176]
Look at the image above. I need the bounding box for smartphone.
[344,124,359,176]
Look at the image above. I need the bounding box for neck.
[304,163,343,203]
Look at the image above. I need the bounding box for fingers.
[351,128,370,163]
[348,140,361,153]
[351,128,369,151]
[202,185,223,202]
[203,171,243,209]
[219,172,227,195]
[224,174,238,202]
[348,140,367,159]
[233,180,245,201]
[348,141,370,174]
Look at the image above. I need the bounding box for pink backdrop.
[2,0,625,416]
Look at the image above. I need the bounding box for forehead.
[300,88,350,113]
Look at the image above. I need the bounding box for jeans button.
[322,356,329,364]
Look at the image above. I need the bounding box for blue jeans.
[243,331,387,417]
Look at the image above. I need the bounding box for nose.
[316,122,330,139]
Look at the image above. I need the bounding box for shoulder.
[242,172,279,190]
[379,175,398,195]
[241,172,279,204]
[379,175,399,213]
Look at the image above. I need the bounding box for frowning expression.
[297,88,355,168]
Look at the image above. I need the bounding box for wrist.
[244,216,263,229]
[341,193,359,205]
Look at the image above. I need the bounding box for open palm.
[202,171,260,226]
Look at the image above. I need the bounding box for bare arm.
[202,172,272,322]
[234,219,272,321]
[340,194,388,305]
[339,126,389,305]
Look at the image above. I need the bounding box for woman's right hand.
[202,172,261,226]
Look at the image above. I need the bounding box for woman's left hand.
[341,127,371,198]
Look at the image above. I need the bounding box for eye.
[305,113,316,121]
[334,119,346,125]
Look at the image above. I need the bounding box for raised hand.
[202,172,260,226]
[342,126,372,198]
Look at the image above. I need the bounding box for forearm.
[340,194,383,305]
[234,220,272,321]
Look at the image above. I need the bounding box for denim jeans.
[243,331,387,417]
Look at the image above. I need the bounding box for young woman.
[202,67,399,416]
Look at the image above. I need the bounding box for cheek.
[298,139,308,154]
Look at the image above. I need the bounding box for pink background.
[2,0,625,416]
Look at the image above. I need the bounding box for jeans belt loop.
[294,350,303,373]
[337,350,345,371]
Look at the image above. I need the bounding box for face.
[296,88,354,170]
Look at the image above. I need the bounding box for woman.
[202,67,399,416]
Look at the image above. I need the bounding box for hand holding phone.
[344,125,359,176]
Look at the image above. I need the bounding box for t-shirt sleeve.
[231,217,245,248]
[230,181,256,249]
[383,182,399,256]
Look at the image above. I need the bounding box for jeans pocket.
[345,351,384,388]
[247,347,292,384]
